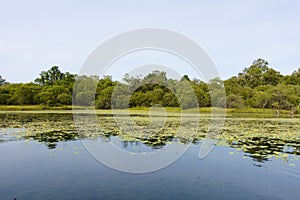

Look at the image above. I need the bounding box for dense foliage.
[0,59,300,110]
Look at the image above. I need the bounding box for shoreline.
[0,105,298,118]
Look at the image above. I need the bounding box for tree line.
[0,58,300,110]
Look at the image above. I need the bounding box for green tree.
[0,84,10,104]
[2,84,23,105]
[226,94,245,109]
[250,91,271,109]
[0,75,7,86]
[162,92,179,107]
[149,88,164,106]
[96,76,116,97]
[269,84,298,110]
[176,79,198,109]
[73,75,98,106]
[238,58,282,88]
[193,85,210,107]
[181,74,190,81]
[35,66,65,86]
[249,85,271,108]
[190,79,210,107]
[143,70,167,85]
[238,58,269,88]
[285,68,300,85]
[208,78,226,108]
[56,72,76,93]
[74,91,94,106]
[11,83,42,105]
[111,83,129,109]
[57,93,72,105]
[38,85,71,106]
[123,73,142,92]
[95,86,114,109]
[263,68,282,85]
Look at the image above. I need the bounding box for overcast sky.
[0,0,299,83]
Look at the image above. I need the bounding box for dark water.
[0,113,299,200]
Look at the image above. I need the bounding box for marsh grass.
[0,105,299,118]
[0,105,74,111]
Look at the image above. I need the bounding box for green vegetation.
[1,112,299,164]
[1,58,300,114]
[0,105,75,111]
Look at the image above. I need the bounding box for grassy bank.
[0,105,299,118]
[0,105,74,111]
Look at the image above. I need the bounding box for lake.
[0,111,299,199]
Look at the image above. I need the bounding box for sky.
[0,0,300,83]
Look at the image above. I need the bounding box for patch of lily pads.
[0,112,299,165]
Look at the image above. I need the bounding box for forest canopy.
[1,58,300,110]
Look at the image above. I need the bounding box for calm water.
[0,112,299,200]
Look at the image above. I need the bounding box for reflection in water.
[26,130,79,149]
[231,137,300,163]
[0,113,299,165]
[1,112,300,200]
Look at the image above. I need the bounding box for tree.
[0,84,9,104]
[239,58,269,87]
[96,76,116,97]
[73,75,98,106]
[0,64,299,110]
[144,71,167,84]
[57,93,72,105]
[181,74,190,81]
[38,85,71,106]
[74,91,94,106]
[285,68,300,85]
[35,66,65,86]
[226,94,245,109]
[208,78,226,108]
[166,79,177,92]
[193,85,210,107]
[11,83,42,105]
[56,72,75,93]
[176,79,198,109]
[0,75,7,86]
[250,90,271,109]
[162,92,179,107]
[111,83,129,109]
[129,91,144,107]
[123,73,142,92]
[249,84,300,110]
[238,58,282,88]
[263,68,282,86]
[95,86,114,109]
[149,88,164,106]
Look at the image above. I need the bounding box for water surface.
[0,112,299,199]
